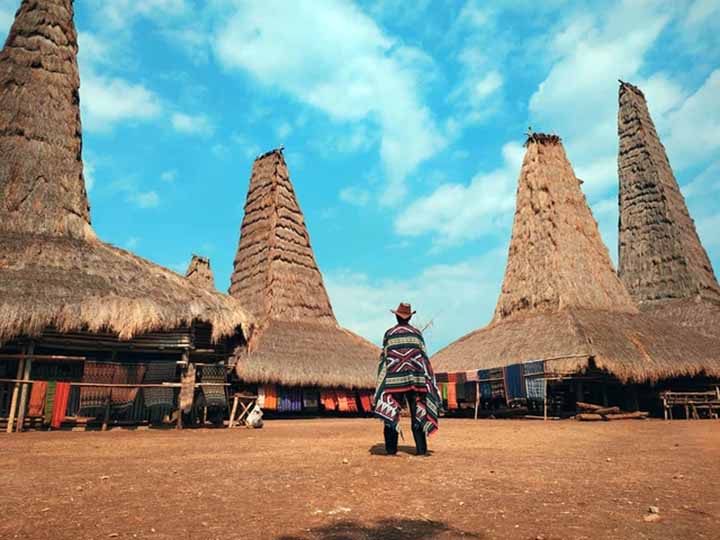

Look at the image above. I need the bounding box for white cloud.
[84,160,96,192]
[663,70,720,170]
[77,32,163,132]
[95,0,191,30]
[213,0,445,205]
[129,191,160,209]
[326,247,507,354]
[339,186,371,207]
[171,112,214,135]
[275,121,293,140]
[161,170,177,182]
[529,3,670,198]
[211,144,229,159]
[394,141,524,247]
[591,196,619,266]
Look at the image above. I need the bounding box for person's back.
[373,302,441,455]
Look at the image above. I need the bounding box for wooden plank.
[6,358,25,433]
[0,354,85,362]
[15,343,34,432]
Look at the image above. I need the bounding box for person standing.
[373,303,441,455]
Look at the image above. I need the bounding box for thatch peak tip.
[255,146,286,162]
[619,80,645,99]
[190,254,210,265]
[524,132,562,147]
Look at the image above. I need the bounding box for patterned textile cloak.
[373,323,441,435]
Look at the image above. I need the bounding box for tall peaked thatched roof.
[617,81,720,338]
[0,0,94,241]
[494,134,637,322]
[433,134,720,382]
[185,255,216,291]
[0,0,252,345]
[618,81,720,304]
[229,148,335,324]
[230,149,379,388]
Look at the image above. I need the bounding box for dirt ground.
[1,418,719,540]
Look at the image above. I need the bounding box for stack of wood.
[575,402,648,421]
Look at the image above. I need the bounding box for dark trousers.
[383,391,428,455]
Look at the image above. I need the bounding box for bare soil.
[1,418,719,540]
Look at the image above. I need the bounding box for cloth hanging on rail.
[79,362,115,411]
[503,363,526,401]
[111,364,147,410]
[51,382,71,429]
[28,381,48,417]
[142,362,176,409]
[523,360,546,401]
[43,381,56,425]
[200,365,227,409]
[302,389,319,411]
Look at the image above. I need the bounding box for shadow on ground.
[367,444,434,457]
[278,518,482,540]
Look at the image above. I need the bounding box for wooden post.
[474,382,480,420]
[6,357,25,433]
[543,377,548,422]
[15,342,34,432]
[228,395,239,428]
[663,396,668,421]
[176,351,189,430]
[101,397,111,431]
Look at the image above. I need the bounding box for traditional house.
[229,149,379,413]
[617,80,720,339]
[432,134,720,416]
[0,0,252,431]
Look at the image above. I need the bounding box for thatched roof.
[433,134,720,382]
[185,255,216,291]
[230,149,379,387]
[0,0,252,345]
[493,134,637,322]
[617,81,720,337]
[235,320,379,388]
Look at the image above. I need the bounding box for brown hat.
[391,302,416,319]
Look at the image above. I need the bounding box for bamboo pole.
[15,342,34,432]
[474,382,480,420]
[101,398,111,431]
[6,358,25,433]
[176,351,189,430]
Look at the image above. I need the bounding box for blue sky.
[1,0,718,353]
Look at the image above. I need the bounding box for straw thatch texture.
[229,149,335,324]
[433,134,720,382]
[230,149,379,387]
[185,255,216,291]
[642,298,720,340]
[0,0,95,241]
[235,320,380,388]
[0,232,252,344]
[0,1,253,345]
[432,308,720,382]
[617,81,720,304]
[493,135,637,322]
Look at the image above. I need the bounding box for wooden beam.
[15,342,34,433]
[474,382,480,421]
[6,358,25,433]
[0,354,85,363]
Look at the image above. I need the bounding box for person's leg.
[408,392,427,455]
[383,422,398,454]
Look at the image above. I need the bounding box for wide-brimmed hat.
[391,302,416,319]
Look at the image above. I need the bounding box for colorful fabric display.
[262,385,278,411]
[290,388,303,412]
[446,373,458,409]
[359,391,373,412]
[142,362,176,409]
[302,389,319,411]
[51,382,71,429]
[435,372,449,383]
[43,381,57,425]
[79,361,115,411]
[321,390,337,411]
[111,363,147,410]
[28,381,48,416]
[347,392,358,413]
[201,365,227,409]
[337,392,349,412]
[479,381,492,400]
[277,387,290,412]
[466,370,479,382]
[503,363,526,400]
[464,382,477,402]
[523,360,546,401]
[256,386,266,408]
